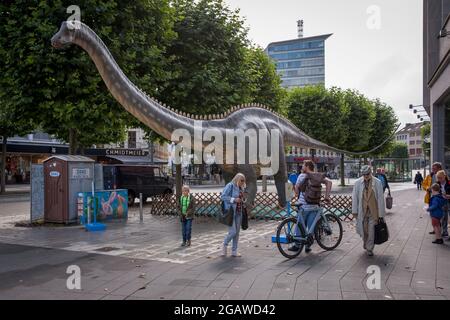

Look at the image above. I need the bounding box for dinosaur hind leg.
[273,139,288,207]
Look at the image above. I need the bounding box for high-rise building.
[265,21,331,88]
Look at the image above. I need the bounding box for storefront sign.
[105,149,148,157]
[49,171,60,177]
[72,168,91,179]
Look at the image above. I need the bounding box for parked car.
[102,165,174,206]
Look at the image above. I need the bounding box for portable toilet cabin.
[44,155,95,224]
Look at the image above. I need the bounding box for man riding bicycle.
[289,160,332,253]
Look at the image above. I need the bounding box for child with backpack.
[427,183,448,244]
[177,185,196,247]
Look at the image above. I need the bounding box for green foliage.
[159,0,283,117]
[0,0,176,149]
[285,86,398,155]
[385,142,408,158]
[341,89,376,152]
[240,46,285,111]
[421,122,431,156]
[286,85,349,148]
[367,99,399,157]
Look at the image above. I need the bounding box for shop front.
[286,155,339,174]
[3,143,69,184]
[372,158,422,182]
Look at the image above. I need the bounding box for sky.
[223,0,423,126]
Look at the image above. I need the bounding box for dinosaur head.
[51,21,79,49]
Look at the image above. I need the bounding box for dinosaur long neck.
[72,23,193,140]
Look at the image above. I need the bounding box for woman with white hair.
[221,173,246,257]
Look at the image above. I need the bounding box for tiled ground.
[2,186,450,300]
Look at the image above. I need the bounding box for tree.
[421,122,431,156]
[0,0,177,154]
[159,0,283,116]
[385,142,408,158]
[367,99,399,158]
[286,85,349,147]
[241,46,285,110]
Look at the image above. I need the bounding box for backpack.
[299,173,325,205]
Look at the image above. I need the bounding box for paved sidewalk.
[2,186,450,300]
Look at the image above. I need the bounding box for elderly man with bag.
[352,165,386,257]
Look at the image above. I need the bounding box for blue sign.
[49,171,60,177]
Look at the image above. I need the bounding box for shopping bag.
[374,218,389,245]
[386,191,393,210]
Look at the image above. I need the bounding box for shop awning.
[104,155,167,164]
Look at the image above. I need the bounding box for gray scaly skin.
[51,21,396,208]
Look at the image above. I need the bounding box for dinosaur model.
[51,21,396,207]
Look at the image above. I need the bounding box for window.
[410,149,416,155]
[268,40,324,53]
[410,141,415,145]
[416,148,422,155]
[270,49,325,61]
[128,131,137,149]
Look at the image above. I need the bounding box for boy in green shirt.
[177,185,196,247]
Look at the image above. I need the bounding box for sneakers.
[429,231,436,235]
[367,250,374,257]
[221,245,227,257]
[231,251,241,257]
[305,246,312,253]
[181,242,186,247]
[187,240,191,247]
[288,245,300,252]
[432,239,444,244]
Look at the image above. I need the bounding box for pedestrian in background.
[375,168,390,194]
[414,171,424,190]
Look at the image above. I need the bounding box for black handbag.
[241,207,249,230]
[374,218,389,245]
[218,187,234,227]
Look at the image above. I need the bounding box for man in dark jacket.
[375,168,390,193]
[414,172,424,190]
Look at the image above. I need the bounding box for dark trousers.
[181,218,193,242]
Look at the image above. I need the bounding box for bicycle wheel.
[314,213,343,251]
[276,217,305,259]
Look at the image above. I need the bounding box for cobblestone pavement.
[2,186,450,300]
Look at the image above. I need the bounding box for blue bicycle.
[276,207,343,259]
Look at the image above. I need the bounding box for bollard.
[87,196,91,225]
[139,193,143,222]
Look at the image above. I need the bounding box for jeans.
[295,207,320,248]
[181,218,193,242]
[224,212,242,253]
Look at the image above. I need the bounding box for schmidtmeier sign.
[105,149,149,157]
